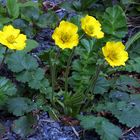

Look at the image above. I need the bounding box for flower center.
[107,52,118,61]
[61,33,70,43]
[85,25,94,34]
[6,35,16,44]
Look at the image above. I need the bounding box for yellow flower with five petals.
[102,41,128,67]
[81,15,104,39]
[0,25,27,50]
[52,21,79,49]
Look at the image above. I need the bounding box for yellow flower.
[102,41,128,67]
[81,15,104,39]
[0,25,27,50]
[52,21,79,49]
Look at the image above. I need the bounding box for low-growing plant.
[0,0,140,139]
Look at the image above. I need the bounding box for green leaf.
[60,1,75,12]
[24,39,39,53]
[116,75,139,86]
[0,16,12,24]
[126,31,140,50]
[126,57,140,73]
[0,46,6,61]
[12,115,37,138]
[37,11,59,28]
[39,78,52,94]
[18,1,38,8]
[94,77,110,94]
[109,90,129,101]
[97,95,140,127]
[125,39,140,73]
[16,68,45,88]
[6,52,38,73]
[20,6,39,22]
[102,5,127,38]
[13,18,28,29]
[96,117,122,140]
[79,115,122,140]
[80,0,97,10]
[0,76,17,96]
[6,0,19,18]
[7,97,35,116]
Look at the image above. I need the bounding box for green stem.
[50,52,56,105]
[0,48,8,70]
[64,34,85,93]
[64,48,75,93]
[82,65,101,110]
[85,64,101,94]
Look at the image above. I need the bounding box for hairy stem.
[64,48,75,93]
[50,52,56,105]
[85,64,101,95]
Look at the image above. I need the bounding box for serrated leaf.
[109,90,129,101]
[12,115,37,138]
[6,52,38,73]
[102,5,127,38]
[0,76,17,96]
[24,39,39,53]
[116,75,139,89]
[20,6,39,22]
[78,115,122,140]
[16,68,45,89]
[94,77,110,94]
[7,97,35,116]
[37,12,59,28]
[126,57,140,73]
[39,78,52,94]
[96,117,122,140]
[97,95,140,127]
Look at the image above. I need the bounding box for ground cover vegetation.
[0,0,140,139]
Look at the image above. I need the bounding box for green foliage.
[6,52,38,73]
[24,39,39,53]
[20,6,40,22]
[126,31,140,50]
[0,76,17,96]
[7,97,36,116]
[0,76,17,106]
[115,75,139,93]
[126,57,140,72]
[70,38,98,92]
[37,11,59,28]
[7,0,19,18]
[125,38,140,73]
[79,115,122,140]
[96,95,140,127]
[0,0,140,139]
[12,115,37,138]
[94,77,110,94]
[102,5,127,39]
[63,91,85,116]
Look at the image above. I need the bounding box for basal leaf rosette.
[81,15,104,39]
[102,42,128,67]
[0,25,27,50]
[52,21,79,49]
